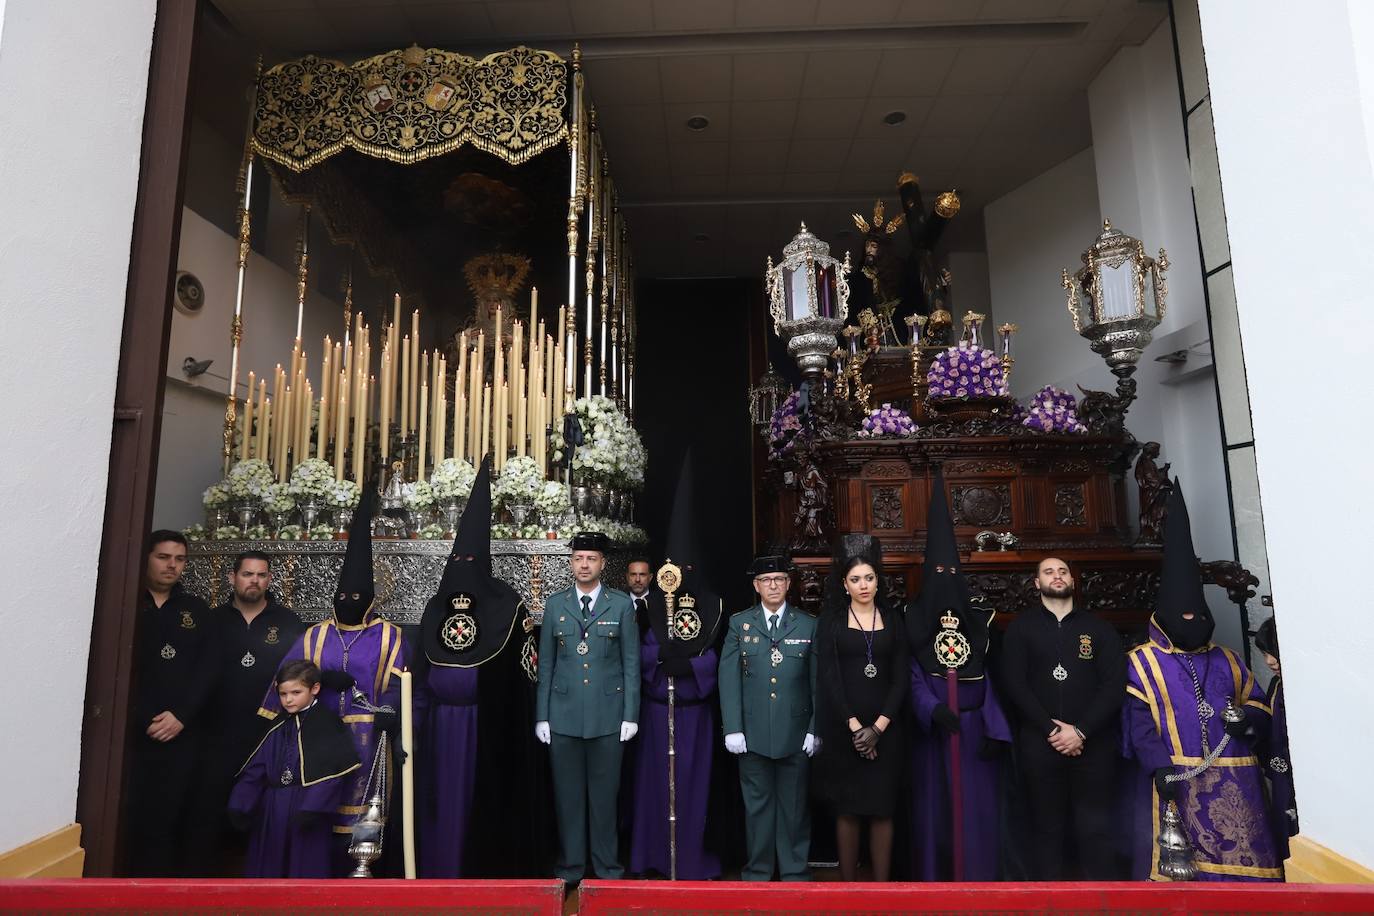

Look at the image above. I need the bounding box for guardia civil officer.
[718,555,819,881]
[535,531,640,883]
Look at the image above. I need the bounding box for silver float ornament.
[765,223,852,379]
[1156,799,1198,881]
[1061,219,1169,373]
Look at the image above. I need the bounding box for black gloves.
[851,725,880,756]
[318,669,356,692]
[931,704,961,734]
[1154,767,1178,802]
[1224,709,1253,741]
[660,656,694,677]
[373,709,399,735]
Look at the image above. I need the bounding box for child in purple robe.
[230,660,360,878]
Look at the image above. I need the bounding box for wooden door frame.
[75,0,202,876]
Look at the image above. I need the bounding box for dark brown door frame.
[76,0,202,877]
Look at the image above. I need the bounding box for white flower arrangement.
[430,458,477,500]
[492,522,546,540]
[325,479,361,510]
[212,525,243,540]
[494,455,543,505]
[288,458,336,502]
[277,524,304,540]
[183,524,208,540]
[262,482,296,514]
[306,524,335,540]
[202,482,230,510]
[402,480,436,510]
[534,480,572,519]
[242,524,271,540]
[570,517,648,545]
[563,395,647,490]
[417,523,447,540]
[226,459,275,501]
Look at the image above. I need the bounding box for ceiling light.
[686,115,710,131]
[882,110,907,125]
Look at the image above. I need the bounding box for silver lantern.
[765,223,851,379]
[1061,219,1169,374]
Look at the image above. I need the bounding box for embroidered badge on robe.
[180,610,196,630]
[1078,634,1094,660]
[265,625,280,645]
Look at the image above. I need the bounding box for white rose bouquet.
[262,482,296,514]
[494,455,543,506]
[402,480,436,511]
[226,459,275,501]
[202,482,230,510]
[182,524,208,540]
[431,458,477,500]
[288,458,335,502]
[568,395,646,489]
[534,480,572,519]
[325,479,361,510]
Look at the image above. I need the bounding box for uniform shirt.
[207,598,306,759]
[998,602,1125,739]
[133,583,213,729]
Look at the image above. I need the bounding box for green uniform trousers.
[550,732,625,881]
[738,750,812,881]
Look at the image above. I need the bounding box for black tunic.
[813,609,910,817]
[205,599,306,765]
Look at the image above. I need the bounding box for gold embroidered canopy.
[252,44,569,171]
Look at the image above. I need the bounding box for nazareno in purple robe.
[908,660,1011,881]
[229,706,359,878]
[1122,621,1282,881]
[259,612,407,838]
[415,664,479,877]
[630,627,722,879]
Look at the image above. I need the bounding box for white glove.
[619,721,639,742]
[724,732,747,755]
[535,721,551,744]
[803,733,819,757]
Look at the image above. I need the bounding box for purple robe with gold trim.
[415,664,479,877]
[629,628,722,879]
[259,612,407,837]
[1123,621,1281,881]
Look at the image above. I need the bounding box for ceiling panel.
[800,50,881,100]
[814,0,901,26]
[941,45,1035,95]
[895,0,985,22]
[730,139,791,172]
[651,0,737,32]
[660,54,734,103]
[733,0,819,29]
[583,57,663,105]
[729,99,799,139]
[853,96,936,138]
[568,0,655,33]
[732,52,808,100]
[483,1,575,35]
[786,138,853,172]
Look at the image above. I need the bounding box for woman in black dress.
[814,552,910,881]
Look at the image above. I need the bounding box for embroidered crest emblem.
[241,651,256,668]
[441,612,478,652]
[933,611,971,668]
[280,768,294,786]
[180,610,196,630]
[520,635,538,683]
[160,643,176,660]
[265,626,280,645]
[1053,663,1068,681]
[672,609,702,641]
[1078,634,1094,660]
[1269,756,1290,773]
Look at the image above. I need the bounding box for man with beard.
[1123,484,1281,881]
[259,491,408,875]
[191,550,304,873]
[626,556,653,616]
[629,454,723,879]
[125,530,213,876]
[905,471,1011,881]
[999,557,1124,879]
[413,457,551,877]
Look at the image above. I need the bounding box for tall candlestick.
[256,379,269,461]
[353,379,367,483]
[278,385,292,482]
[480,384,491,461]
[334,375,347,481]
[410,310,420,440]
[401,335,411,437]
[418,382,428,479]
[452,364,463,463]
[241,370,255,461]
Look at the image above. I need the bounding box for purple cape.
[229,709,357,877]
[908,661,1011,881]
[630,628,722,879]
[1122,621,1282,881]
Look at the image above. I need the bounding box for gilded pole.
[565,44,583,409]
[598,163,611,395]
[583,107,600,398]
[609,207,620,404]
[223,57,263,475]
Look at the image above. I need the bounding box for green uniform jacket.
[718,603,818,759]
[537,586,640,738]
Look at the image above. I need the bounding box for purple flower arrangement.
[858,403,917,438]
[926,344,1009,399]
[768,390,803,458]
[1022,385,1088,434]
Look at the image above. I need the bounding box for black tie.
[634,597,647,616]
[581,594,592,619]
[769,614,779,636]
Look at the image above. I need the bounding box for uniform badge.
[265,626,280,645]
[280,768,294,786]
[577,640,590,656]
[933,611,971,668]
[1078,634,1094,660]
[770,646,784,667]
[180,610,196,630]
[241,651,256,668]
[520,635,538,683]
[672,608,702,641]
[441,594,477,652]
[742,622,751,631]
[160,643,176,660]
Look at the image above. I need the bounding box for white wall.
[0,0,155,853]
[155,207,351,530]
[1199,0,1374,870]
[983,23,1239,649]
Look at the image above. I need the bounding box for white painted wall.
[0,0,156,852]
[155,207,351,530]
[983,23,1239,649]
[1199,0,1374,870]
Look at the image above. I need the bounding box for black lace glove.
[931,704,961,734]
[318,669,356,692]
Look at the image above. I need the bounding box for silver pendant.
[864,662,878,679]
[1052,663,1068,682]
[280,768,294,786]
[577,640,589,656]
[160,643,176,660]
[240,651,256,668]
[1198,700,1215,720]
[770,646,783,667]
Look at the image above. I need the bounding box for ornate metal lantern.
[1061,219,1169,374]
[748,363,790,429]
[766,223,851,379]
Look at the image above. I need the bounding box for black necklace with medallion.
[849,605,879,678]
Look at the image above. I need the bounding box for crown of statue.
[401,44,426,67]
[852,198,905,236]
[449,593,473,610]
[463,253,532,301]
[677,593,697,611]
[362,68,387,89]
[939,611,960,630]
